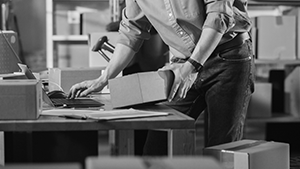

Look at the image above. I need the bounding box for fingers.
[68,83,87,99]
[168,82,180,102]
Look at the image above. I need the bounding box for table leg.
[0,132,4,165]
[111,130,135,156]
[167,129,195,156]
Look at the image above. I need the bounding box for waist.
[171,32,251,63]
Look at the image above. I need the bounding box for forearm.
[182,28,223,74]
[99,43,136,85]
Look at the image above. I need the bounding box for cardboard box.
[0,80,42,120]
[203,139,289,169]
[247,82,272,118]
[48,67,105,92]
[254,16,296,60]
[108,70,173,108]
[85,156,224,169]
[285,66,300,117]
[80,12,111,35]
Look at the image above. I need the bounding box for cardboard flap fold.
[157,69,175,98]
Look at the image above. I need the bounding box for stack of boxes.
[248,7,300,118]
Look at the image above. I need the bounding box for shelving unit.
[45,0,120,68]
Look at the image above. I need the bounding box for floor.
[97,127,300,169]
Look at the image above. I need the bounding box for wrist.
[187,57,203,72]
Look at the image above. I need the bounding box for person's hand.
[68,78,105,99]
[160,63,198,102]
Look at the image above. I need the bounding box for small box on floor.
[203,139,289,169]
[48,67,105,92]
[85,156,224,169]
[108,70,174,108]
[0,80,42,120]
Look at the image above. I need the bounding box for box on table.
[203,139,289,169]
[0,80,42,120]
[247,82,272,118]
[254,15,296,60]
[108,70,174,108]
[85,156,224,169]
[48,67,105,92]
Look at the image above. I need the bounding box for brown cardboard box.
[80,12,110,35]
[285,66,300,117]
[203,139,289,169]
[247,82,272,118]
[48,67,105,92]
[108,70,174,108]
[0,80,42,120]
[85,156,224,169]
[254,16,296,60]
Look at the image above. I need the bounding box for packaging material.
[0,80,42,120]
[108,70,174,108]
[254,15,296,60]
[48,67,104,92]
[247,82,272,118]
[80,12,110,35]
[85,156,224,169]
[203,139,289,169]
[284,7,300,58]
[285,66,300,117]
[0,72,26,80]
[88,32,119,68]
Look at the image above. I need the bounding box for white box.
[48,67,105,93]
[0,80,42,120]
[203,139,289,169]
[108,70,173,108]
[285,66,300,117]
[255,16,296,60]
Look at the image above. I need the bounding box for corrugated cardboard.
[85,156,224,169]
[48,67,105,92]
[247,82,272,118]
[0,80,42,120]
[203,139,289,169]
[285,66,300,117]
[254,16,296,60]
[108,70,174,108]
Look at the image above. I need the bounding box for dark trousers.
[143,39,255,156]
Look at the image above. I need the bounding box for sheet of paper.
[41,108,169,121]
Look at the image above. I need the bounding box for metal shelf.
[46,0,119,68]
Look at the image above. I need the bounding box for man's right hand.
[67,78,106,99]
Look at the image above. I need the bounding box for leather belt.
[170,32,251,63]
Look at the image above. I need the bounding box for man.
[68,0,255,155]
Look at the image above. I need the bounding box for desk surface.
[0,94,195,132]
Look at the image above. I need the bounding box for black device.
[92,36,115,62]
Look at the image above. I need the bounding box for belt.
[170,32,251,63]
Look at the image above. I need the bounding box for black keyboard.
[51,98,104,108]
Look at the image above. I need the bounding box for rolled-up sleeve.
[118,0,152,52]
[203,0,235,34]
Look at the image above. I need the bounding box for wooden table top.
[0,94,195,132]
